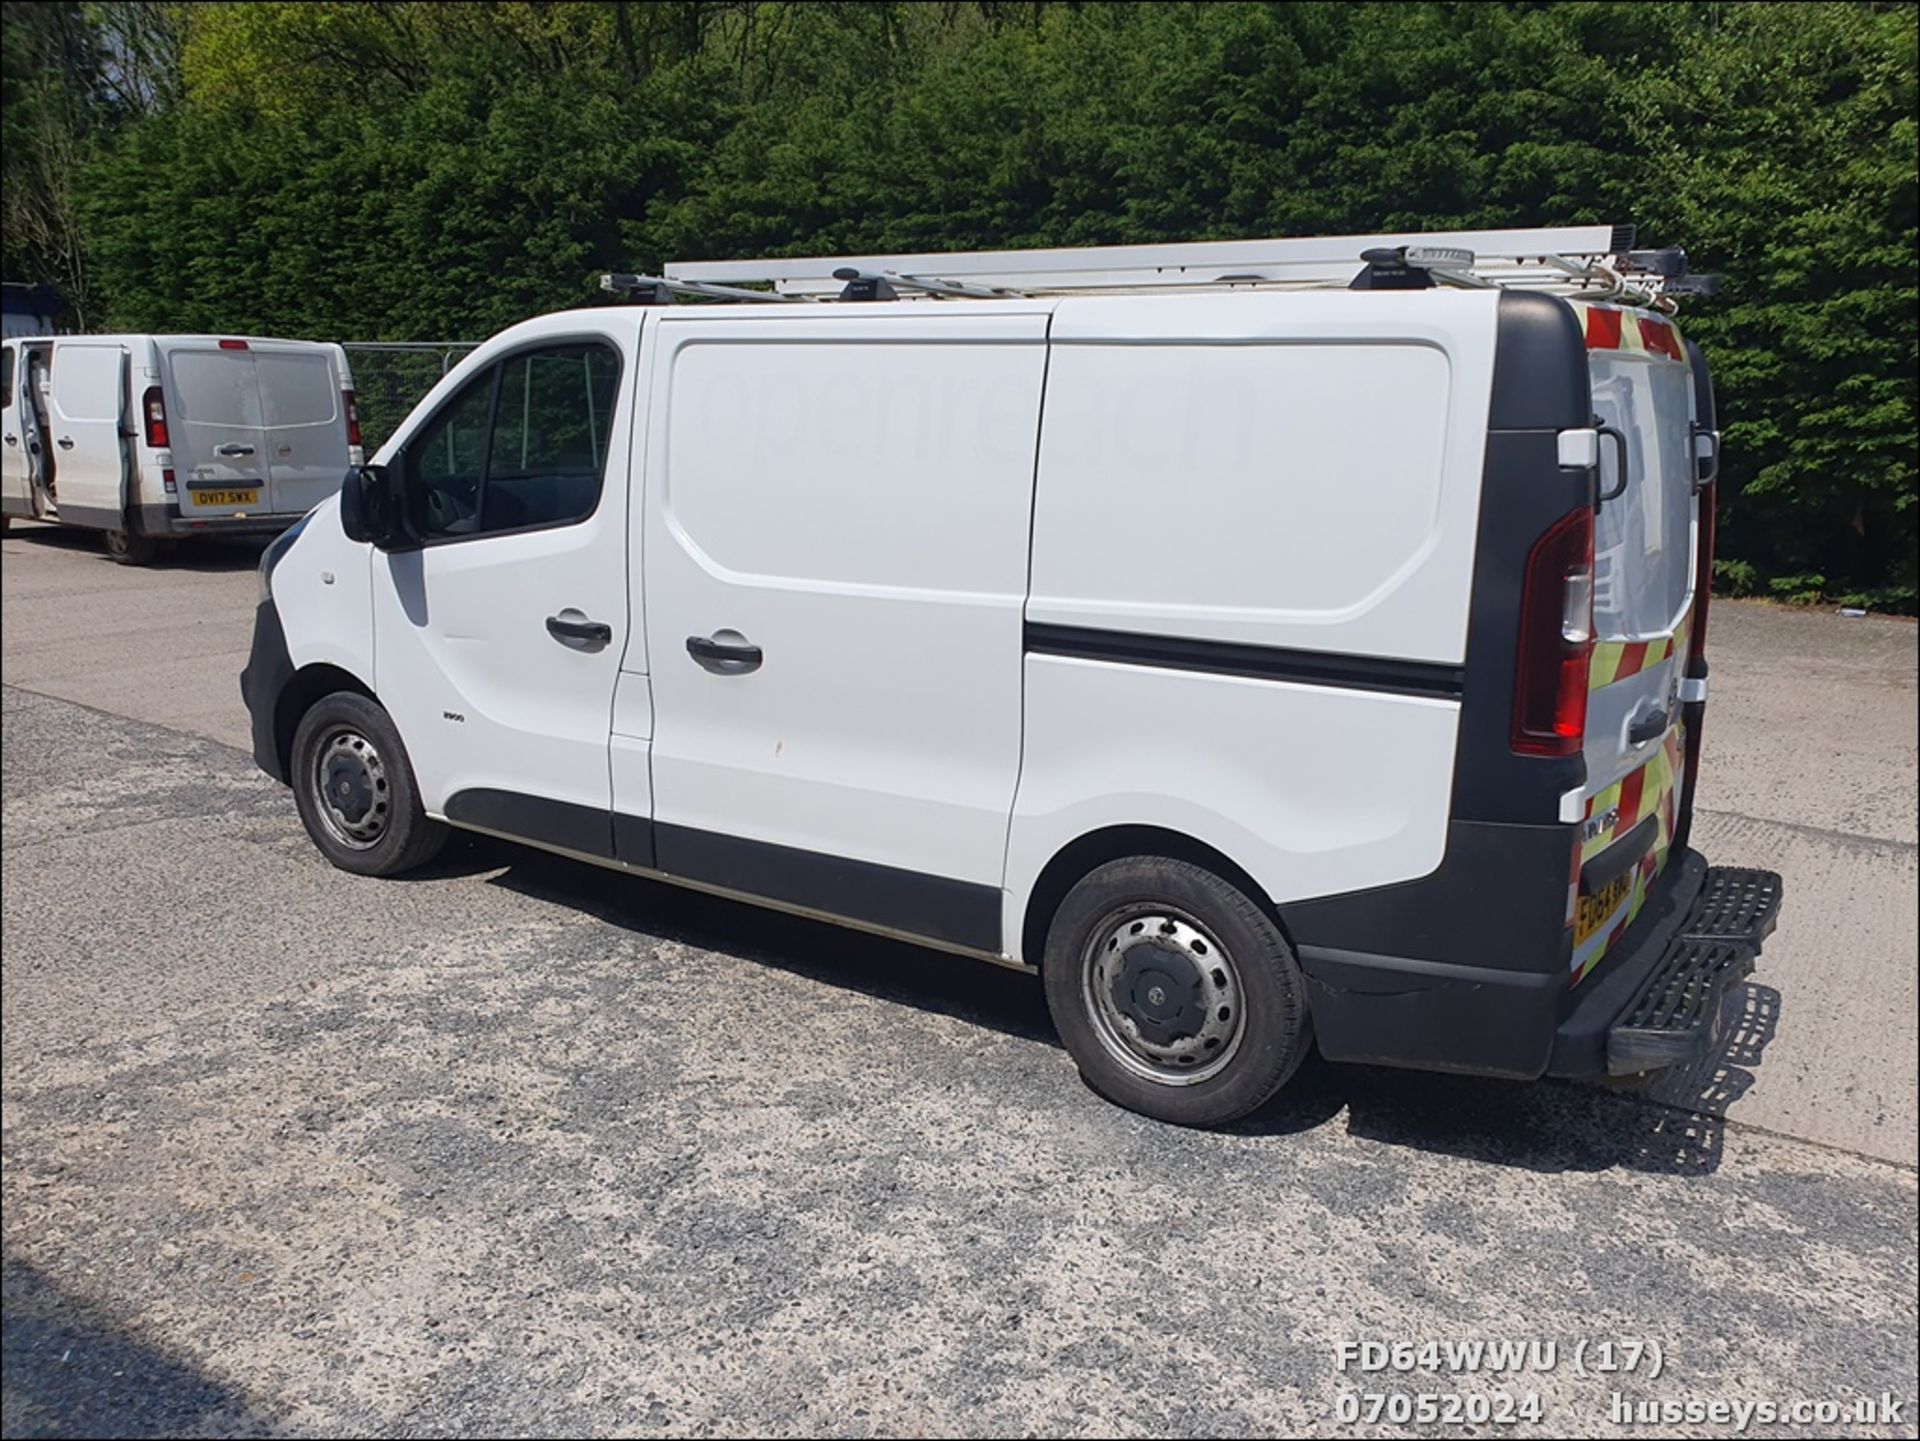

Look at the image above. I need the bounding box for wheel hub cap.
[1111,944,1207,1046]
[1084,910,1244,1084]
[313,729,389,848]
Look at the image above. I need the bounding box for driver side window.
[404,340,620,543]
[408,369,495,540]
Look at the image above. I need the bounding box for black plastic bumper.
[1299,848,1783,1081]
[239,598,294,784]
[1547,854,1783,1077]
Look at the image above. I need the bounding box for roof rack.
[615,225,1707,312]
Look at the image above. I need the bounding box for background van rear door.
[161,341,269,519]
[252,342,348,513]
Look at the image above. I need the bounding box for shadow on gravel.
[478,840,1779,1181]
[1,521,270,572]
[0,1256,263,1438]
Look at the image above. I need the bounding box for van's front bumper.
[1546,852,1783,1077]
[133,504,306,539]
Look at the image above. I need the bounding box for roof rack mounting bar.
[669,226,1623,288]
[600,272,811,304]
[654,224,1696,312]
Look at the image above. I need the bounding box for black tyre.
[103,527,156,565]
[290,691,447,877]
[1042,856,1311,1127]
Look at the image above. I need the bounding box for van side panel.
[1027,291,1500,662]
[1005,293,1498,955]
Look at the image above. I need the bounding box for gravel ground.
[2,686,1915,1437]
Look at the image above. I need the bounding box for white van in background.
[0,334,362,563]
[242,227,1783,1127]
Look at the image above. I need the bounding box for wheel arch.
[274,662,376,782]
[1019,824,1288,971]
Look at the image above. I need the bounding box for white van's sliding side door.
[640,309,1051,954]
[45,340,130,531]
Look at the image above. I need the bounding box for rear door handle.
[686,632,763,674]
[214,442,256,458]
[1595,422,1629,504]
[1628,707,1669,745]
[546,613,612,646]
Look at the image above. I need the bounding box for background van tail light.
[343,388,361,448]
[1511,507,1594,757]
[142,386,170,449]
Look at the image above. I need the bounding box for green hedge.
[10,2,1913,605]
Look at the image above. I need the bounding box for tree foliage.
[5,1,1914,604]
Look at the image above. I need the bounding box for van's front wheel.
[1043,856,1310,1127]
[290,692,446,877]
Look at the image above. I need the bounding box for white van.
[241,228,1783,1126]
[1,334,361,563]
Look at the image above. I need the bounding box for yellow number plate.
[1575,872,1635,946]
[195,489,259,507]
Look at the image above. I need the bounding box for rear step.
[1608,866,1784,1075]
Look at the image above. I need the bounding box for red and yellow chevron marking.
[1570,300,1688,364]
[1589,605,1694,691]
[1571,725,1686,984]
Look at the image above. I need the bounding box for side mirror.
[339,462,404,548]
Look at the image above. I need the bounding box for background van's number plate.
[1575,873,1634,945]
[195,489,258,507]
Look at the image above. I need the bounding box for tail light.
[1512,507,1594,757]
[162,469,176,496]
[343,389,361,448]
[142,386,170,449]
[1688,483,1717,664]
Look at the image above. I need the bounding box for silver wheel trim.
[310,726,391,850]
[1081,904,1245,1087]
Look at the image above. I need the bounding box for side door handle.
[686,631,763,674]
[546,612,612,646]
[55,435,74,450]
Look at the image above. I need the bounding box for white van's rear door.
[253,342,349,514]
[161,340,271,520]
[1569,305,1700,982]
[46,340,128,529]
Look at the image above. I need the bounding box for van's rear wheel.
[290,692,446,877]
[103,527,156,565]
[1043,856,1310,1127]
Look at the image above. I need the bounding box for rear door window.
[169,350,264,428]
[1591,356,1695,641]
[255,350,339,428]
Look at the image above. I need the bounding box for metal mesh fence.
[341,343,480,452]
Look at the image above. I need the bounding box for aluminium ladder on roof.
[655,223,1678,308]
